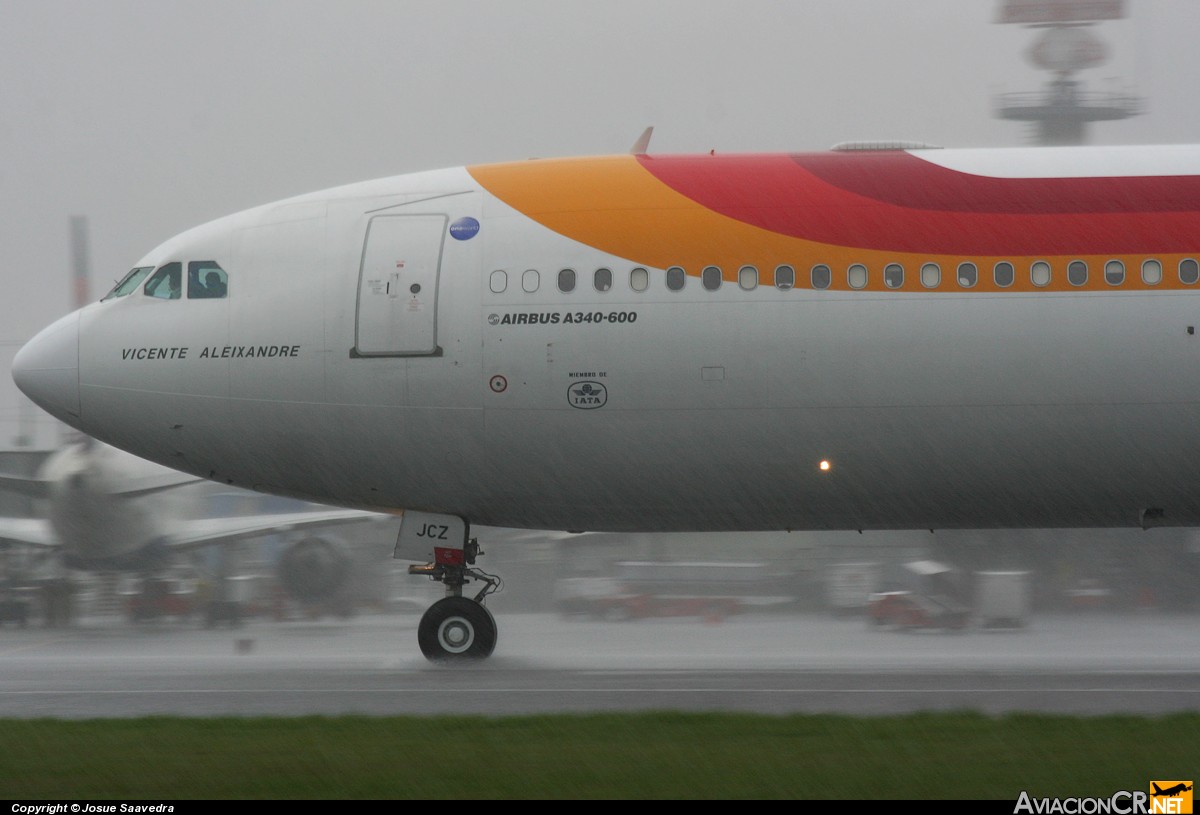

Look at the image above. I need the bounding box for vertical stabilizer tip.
[630,126,653,155]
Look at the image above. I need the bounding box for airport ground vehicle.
[868,563,1033,631]
[867,560,972,631]
[975,570,1032,628]
[867,590,971,631]
[555,561,787,621]
[122,576,197,623]
[573,588,743,622]
[825,562,882,616]
[0,590,31,627]
[120,573,276,626]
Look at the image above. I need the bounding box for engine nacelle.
[276,536,351,603]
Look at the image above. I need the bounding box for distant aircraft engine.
[276,536,351,602]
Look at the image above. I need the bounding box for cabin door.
[354,213,447,356]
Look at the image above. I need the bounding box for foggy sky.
[3,0,1198,446]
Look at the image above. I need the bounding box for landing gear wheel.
[418,597,497,662]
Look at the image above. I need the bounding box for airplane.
[1152,784,1193,798]
[0,435,396,622]
[14,133,1200,659]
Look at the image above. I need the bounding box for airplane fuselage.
[19,145,1200,532]
[39,443,184,567]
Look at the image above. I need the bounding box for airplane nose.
[13,311,81,422]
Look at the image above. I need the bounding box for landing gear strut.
[407,535,502,662]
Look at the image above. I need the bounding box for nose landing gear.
[399,517,501,662]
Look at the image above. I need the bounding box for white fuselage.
[17,148,1200,532]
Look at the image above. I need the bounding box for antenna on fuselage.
[629,126,654,156]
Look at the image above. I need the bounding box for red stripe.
[792,151,1200,214]
[636,153,1200,255]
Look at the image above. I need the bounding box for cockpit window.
[144,262,182,299]
[188,261,229,299]
[102,267,153,301]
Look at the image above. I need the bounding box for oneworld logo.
[449,216,480,241]
[568,381,607,409]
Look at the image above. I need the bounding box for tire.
[418,597,497,662]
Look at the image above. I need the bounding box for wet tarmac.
[0,610,1197,718]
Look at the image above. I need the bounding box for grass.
[1,712,1197,799]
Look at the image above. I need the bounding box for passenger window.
[1104,260,1125,286]
[489,270,507,293]
[1067,260,1088,287]
[594,268,612,292]
[144,262,182,300]
[522,269,540,293]
[1142,259,1162,286]
[103,266,153,301]
[630,267,649,292]
[847,264,868,290]
[702,266,722,291]
[1031,261,1051,288]
[1180,259,1199,285]
[666,266,686,291]
[884,264,904,289]
[558,268,576,293]
[775,265,796,290]
[738,266,758,291]
[920,263,940,289]
[188,261,228,299]
[994,261,1014,288]
[809,264,830,290]
[956,262,977,288]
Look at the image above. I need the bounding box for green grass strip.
[1,712,1197,799]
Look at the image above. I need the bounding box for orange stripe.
[468,156,1200,293]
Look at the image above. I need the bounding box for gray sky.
[3,0,1198,446]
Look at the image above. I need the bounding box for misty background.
[2,0,1197,445]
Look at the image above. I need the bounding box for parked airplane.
[0,436,394,616]
[14,137,1200,659]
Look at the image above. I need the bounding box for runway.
[1,610,1198,718]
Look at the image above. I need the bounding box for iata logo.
[568,381,607,409]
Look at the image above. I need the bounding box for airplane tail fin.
[1153,784,1164,794]
[629,126,653,156]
